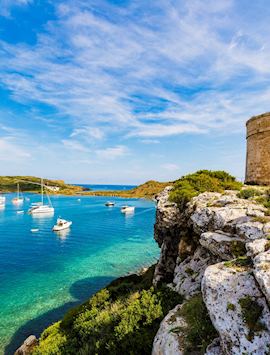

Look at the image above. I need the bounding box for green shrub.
[180,294,218,353]
[237,188,262,199]
[239,296,266,340]
[33,267,183,355]
[169,170,242,207]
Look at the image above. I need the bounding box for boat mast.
[41,178,44,205]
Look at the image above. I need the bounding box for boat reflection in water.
[55,228,71,241]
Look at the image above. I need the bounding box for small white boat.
[105,201,115,206]
[121,206,135,213]
[53,218,72,231]
[31,228,39,232]
[17,210,24,214]
[12,183,24,204]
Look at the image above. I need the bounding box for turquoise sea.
[0,190,158,354]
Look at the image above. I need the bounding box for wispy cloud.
[96,145,129,160]
[0,0,32,17]
[1,0,270,142]
[0,137,31,161]
[0,0,270,181]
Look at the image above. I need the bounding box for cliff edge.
[152,186,270,354]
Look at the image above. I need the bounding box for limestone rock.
[153,187,192,284]
[246,239,269,257]
[205,338,222,355]
[202,263,270,354]
[14,335,38,355]
[152,304,185,355]
[253,250,270,303]
[235,220,265,240]
[199,231,245,260]
[172,247,218,298]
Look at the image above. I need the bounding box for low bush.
[33,266,183,355]
[180,294,218,353]
[169,170,242,207]
[237,188,262,199]
[239,296,266,340]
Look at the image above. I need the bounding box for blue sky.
[0,0,269,184]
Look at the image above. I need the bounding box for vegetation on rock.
[169,170,242,207]
[180,294,218,353]
[32,266,183,355]
[239,296,266,340]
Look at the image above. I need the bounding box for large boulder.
[202,262,270,354]
[152,305,185,355]
[200,231,245,260]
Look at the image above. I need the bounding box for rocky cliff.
[152,187,270,354]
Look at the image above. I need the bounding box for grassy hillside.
[86,180,170,199]
[0,176,84,195]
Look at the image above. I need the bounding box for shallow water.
[0,193,158,354]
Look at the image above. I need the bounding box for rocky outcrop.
[153,187,194,285]
[172,246,217,298]
[202,262,270,354]
[152,305,185,355]
[14,335,37,355]
[152,188,270,355]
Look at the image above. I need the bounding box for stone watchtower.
[245,113,270,185]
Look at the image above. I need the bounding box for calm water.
[77,184,137,191]
[0,192,158,354]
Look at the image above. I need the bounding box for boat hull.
[53,221,72,231]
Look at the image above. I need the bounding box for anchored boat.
[12,183,24,204]
[121,206,135,213]
[28,179,54,214]
[52,218,72,231]
[105,201,115,206]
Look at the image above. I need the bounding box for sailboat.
[28,179,54,214]
[12,183,24,204]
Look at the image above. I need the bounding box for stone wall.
[246,112,270,185]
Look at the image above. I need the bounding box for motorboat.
[52,218,72,231]
[12,183,24,204]
[31,228,39,232]
[121,206,135,213]
[105,201,115,206]
[28,178,54,215]
[17,210,24,214]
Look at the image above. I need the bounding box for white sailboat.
[12,183,24,204]
[28,179,54,214]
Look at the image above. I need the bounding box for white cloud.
[0,137,31,161]
[0,0,32,17]
[62,139,90,152]
[161,163,180,172]
[1,0,270,141]
[96,145,129,160]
